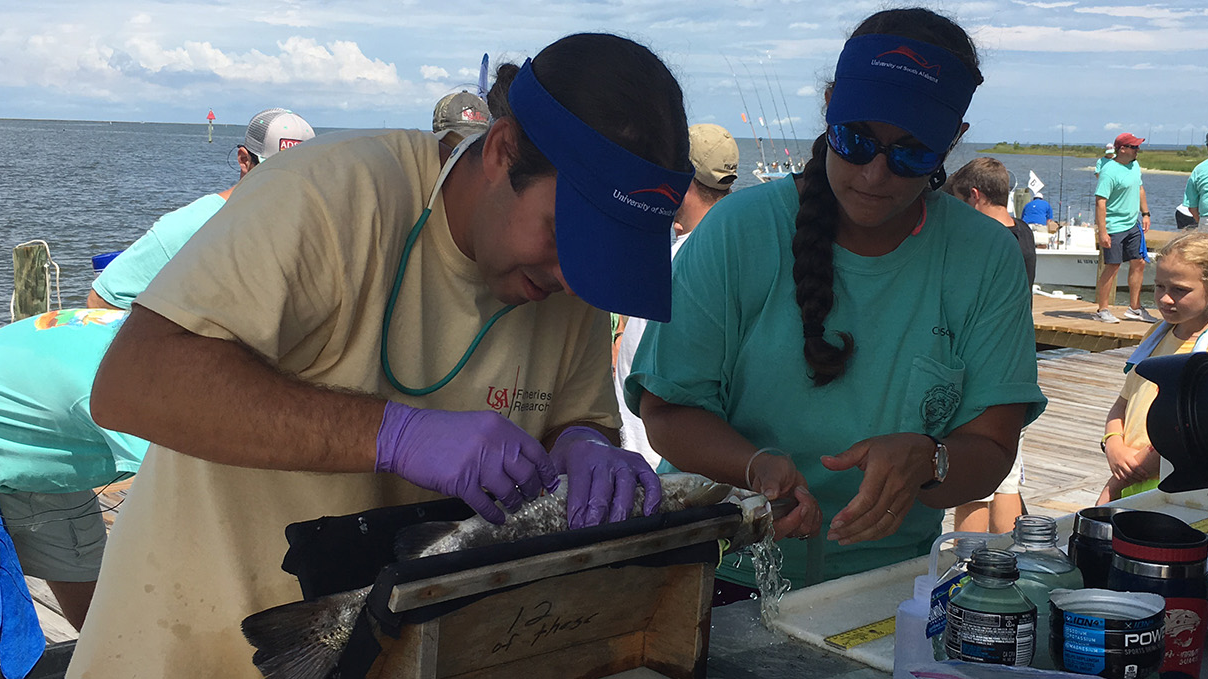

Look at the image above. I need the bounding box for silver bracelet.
[745,447,781,489]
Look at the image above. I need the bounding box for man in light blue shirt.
[88,108,314,309]
[1093,132,1154,324]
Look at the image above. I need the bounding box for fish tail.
[242,591,363,679]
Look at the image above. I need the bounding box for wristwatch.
[920,434,949,490]
[1142,212,1151,217]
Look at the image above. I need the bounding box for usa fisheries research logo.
[613,184,683,218]
[872,45,941,84]
[485,367,555,418]
[921,383,961,431]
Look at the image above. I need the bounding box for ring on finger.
[886,508,897,519]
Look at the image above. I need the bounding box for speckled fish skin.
[414,472,763,557]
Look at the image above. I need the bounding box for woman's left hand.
[819,433,932,545]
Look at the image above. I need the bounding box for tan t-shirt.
[68,130,618,678]
[1120,325,1204,450]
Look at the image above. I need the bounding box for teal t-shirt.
[92,193,227,309]
[1095,160,1144,234]
[0,309,149,493]
[626,180,1046,588]
[1184,159,1208,216]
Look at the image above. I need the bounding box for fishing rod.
[759,59,793,170]
[768,60,804,167]
[743,60,783,168]
[721,53,768,168]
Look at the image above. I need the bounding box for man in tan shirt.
[69,35,737,678]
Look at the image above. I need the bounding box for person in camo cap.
[432,90,490,146]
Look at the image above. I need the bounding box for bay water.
[0,120,1189,321]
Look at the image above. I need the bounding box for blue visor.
[508,59,692,322]
[826,34,976,154]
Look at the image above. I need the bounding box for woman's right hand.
[747,452,823,540]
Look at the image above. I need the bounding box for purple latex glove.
[375,401,559,524]
[548,426,662,529]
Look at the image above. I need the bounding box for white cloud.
[796,85,815,96]
[1075,5,1208,20]
[1105,123,1123,130]
[420,65,448,81]
[788,22,819,30]
[1011,0,1077,8]
[972,24,1206,51]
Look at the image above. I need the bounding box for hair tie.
[803,323,825,338]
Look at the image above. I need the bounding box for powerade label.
[945,602,1036,666]
[1051,603,1165,679]
[1160,598,1207,678]
[927,573,968,639]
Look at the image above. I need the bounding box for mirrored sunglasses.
[825,123,945,178]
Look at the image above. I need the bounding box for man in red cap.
[1093,132,1155,323]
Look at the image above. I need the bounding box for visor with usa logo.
[508,59,692,322]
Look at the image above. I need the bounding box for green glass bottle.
[944,548,1037,666]
[1007,515,1084,670]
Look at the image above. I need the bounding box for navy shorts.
[1104,223,1145,264]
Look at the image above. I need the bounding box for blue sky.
[2,0,1206,145]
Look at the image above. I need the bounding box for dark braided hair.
[791,8,984,386]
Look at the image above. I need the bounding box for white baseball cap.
[244,108,315,161]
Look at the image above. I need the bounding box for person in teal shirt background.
[88,108,315,310]
[627,8,1045,602]
[0,309,149,630]
[1184,157,1208,229]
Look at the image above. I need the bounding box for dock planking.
[1032,295,1155,352]
[24,351,1137,645]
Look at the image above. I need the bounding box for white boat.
[1033,224,1156,289]
[752,160,802,183]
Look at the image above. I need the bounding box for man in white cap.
[88,108,315,309]
[432,91,489,146]
[612,122,739,467]
[1019,190,1056,233]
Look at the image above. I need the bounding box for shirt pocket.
[899,355,965,436]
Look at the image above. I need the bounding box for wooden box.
[364,512,744,679]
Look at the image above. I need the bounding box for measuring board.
[824,616,896,651]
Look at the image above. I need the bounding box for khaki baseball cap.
[688,123,739,191]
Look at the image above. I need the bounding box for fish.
[241,472,773,679]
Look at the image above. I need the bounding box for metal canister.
[1070,507,1130,589]
[1106,511,1208,679]
[1049,588,1166,679]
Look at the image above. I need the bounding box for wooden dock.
[1032,295,1154,351]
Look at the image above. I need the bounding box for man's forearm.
[91,306,382,473]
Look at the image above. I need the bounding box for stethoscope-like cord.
[379,134,517,396]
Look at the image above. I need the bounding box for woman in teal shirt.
[627,8,1046,601]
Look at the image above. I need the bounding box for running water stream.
[749,532,792,626]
